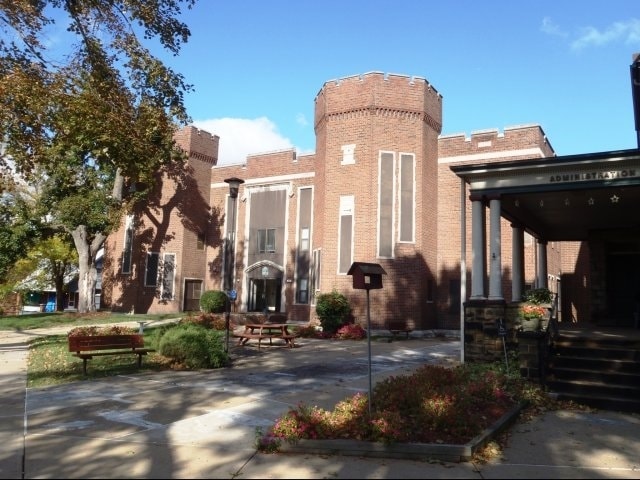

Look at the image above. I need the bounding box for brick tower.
[313,72,443,329]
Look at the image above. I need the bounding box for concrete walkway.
[1,322,639,479]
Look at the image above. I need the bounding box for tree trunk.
[71,226,105,314]
[54,275,65,312]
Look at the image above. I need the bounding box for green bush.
[315,290,351,335]
[157,323,229,369]
[199,290,228,313]
[522,287,553,305]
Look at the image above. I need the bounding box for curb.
[277,402,526,463]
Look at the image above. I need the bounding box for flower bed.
[259,363,527,452]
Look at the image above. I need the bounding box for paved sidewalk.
[1,323,639,479]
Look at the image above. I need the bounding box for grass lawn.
[26,328,172,387]
[0,311,180,331]
[0,311,182,387]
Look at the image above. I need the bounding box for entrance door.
[248,278,281,312]
[606,253,640,326]
[183,280,203,312]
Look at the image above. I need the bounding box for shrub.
[182,312,228,330]
[157,323,229,369]
[293,324,322,338]
[262,362,538,448]
[522,287,553,305]
[199,290,228,313]
[335,323,367,340]
[315,290,351,335]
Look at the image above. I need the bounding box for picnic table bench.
[68,334,156,375]
[233,323,296,349]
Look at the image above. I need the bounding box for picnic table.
[234,323,296,349]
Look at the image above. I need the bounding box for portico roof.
[451,148,640,241]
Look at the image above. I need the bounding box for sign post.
[347,262,387,418]
[496,318,509,374]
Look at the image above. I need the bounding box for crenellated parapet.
[173,125,220,165]
[314,71,443,134]
[439,124,555,163]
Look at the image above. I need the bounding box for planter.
[520,317,541,332]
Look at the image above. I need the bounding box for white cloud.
[192,117,294,165]
[571,19,640,51]
[540,17,567,37]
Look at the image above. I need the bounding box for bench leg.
[137,354,143,368]
[83,358,88,376]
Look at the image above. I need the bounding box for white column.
[488,198,503,300]
[511,224,524,302]
[470,198,485,299]
[537,240,548,289]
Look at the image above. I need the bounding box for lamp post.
[223,177,244,354]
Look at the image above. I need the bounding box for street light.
[223,177,244,353]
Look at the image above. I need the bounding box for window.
[196,233,205,250]
[300,227,309,251]
[297,278,308,304]
[310,248,322,304]
[161,253,175,300]
[378,152,394,257]
[145,252,159,287]
[258,228,276,253]
[399,153,415,242]
[338,196,353,274]
[121,215,134,274]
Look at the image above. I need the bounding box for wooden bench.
[387,321,413,339]
[68,334,156,375]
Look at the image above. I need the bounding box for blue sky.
[159,1,640,165]
[38,1,625,165]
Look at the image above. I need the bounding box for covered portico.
[451,147,640,332]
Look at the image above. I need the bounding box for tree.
[0,0,195,312]
[9,235,77,311]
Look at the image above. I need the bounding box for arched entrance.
[246,262,283,313]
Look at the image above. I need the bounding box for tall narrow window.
[310,248,322,304]
[399,153,415,242]
[378,152,394,257]
[161,253,175,300]
[338,196,354,274]
[145,252,159,287]
[296,187,313,304]
[196,233,205,250]
[121,215,134,274]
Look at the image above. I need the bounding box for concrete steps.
[546,331,640,413]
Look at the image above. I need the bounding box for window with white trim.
[338,196,354,274]
[378,152,395,257]
[161,253,175,300]
[145,252,159,287]
[399,153,415,242]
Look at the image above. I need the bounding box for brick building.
[101,71,640,332]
